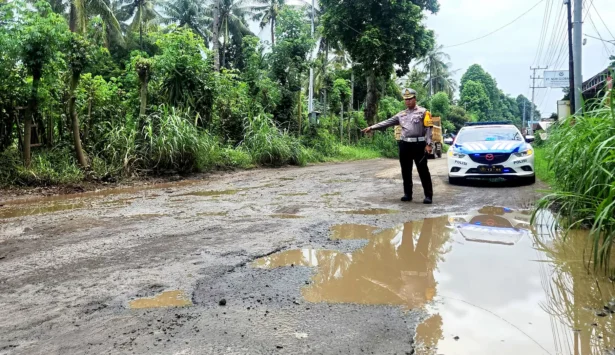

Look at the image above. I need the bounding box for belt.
[400,137,426,143]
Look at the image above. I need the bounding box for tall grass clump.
[141,105,204,173]
[242,114,304,166]
[533,88,615,273]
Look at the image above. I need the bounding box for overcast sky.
[427,0,614,118]
[250,0,614,118]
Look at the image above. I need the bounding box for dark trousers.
[398,141,433,198]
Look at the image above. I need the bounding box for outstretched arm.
[362,115,400,133]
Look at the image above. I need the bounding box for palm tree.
[207,0,253,68]
[162,0,211,42]
[41,0,124,44]
[119,0,163,49]
[416,44,458,98]
[250,0,284,47]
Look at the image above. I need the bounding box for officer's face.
[405,97,416,109]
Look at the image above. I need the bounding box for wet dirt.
[344,208,400,215]
[129,290,192,309]
[1,158,612,355]
[176,189,239,197]
[269,214,304,219]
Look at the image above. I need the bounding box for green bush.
[359,131,398,159]
[0,147,84,186]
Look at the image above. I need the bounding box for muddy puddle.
[129,290,192,309]
[196,211,228,217]
[253,206,615,354]
[343,208,399,215]
[0,180,203,220]
[0,202,87,219]
[0,180,200,207]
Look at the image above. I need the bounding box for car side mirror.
[525,137,534,143]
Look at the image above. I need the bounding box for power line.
[538,0,558,65]
[587,12,613,56]
[590,1,614,40]
[542,4,567,68]
[533,0,553,66]
[443,0,545,49]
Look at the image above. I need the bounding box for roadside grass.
[322,145,383,162]
[533,147,555,185]
[532,89,615,274]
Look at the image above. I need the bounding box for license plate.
[479,166,502,173]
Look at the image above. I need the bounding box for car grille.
[469,153,511,165]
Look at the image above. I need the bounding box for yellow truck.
[394,116,443,158]
[429,116,444,159]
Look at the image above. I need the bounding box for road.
[2,158,611,355]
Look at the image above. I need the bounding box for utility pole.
[572,0,582,113]
[308,0,315,124]
[565,0,575,113]
[530,66,548,131]
[522,100,526,134]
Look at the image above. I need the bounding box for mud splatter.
[129,290,192,309]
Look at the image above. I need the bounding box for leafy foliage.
[533,89,615,273]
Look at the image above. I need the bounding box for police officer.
[362,88,434,204]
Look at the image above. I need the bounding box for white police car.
[447,122,535,184]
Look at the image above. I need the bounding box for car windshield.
[456,127,522,143]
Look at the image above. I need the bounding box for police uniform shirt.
[370,107,433,144]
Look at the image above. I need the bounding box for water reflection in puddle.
[129,290,192,309]
[253,206,615,354]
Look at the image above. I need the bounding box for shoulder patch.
[424,111,433,127]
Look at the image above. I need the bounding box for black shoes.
[401,195,433,204]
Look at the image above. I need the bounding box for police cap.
[402,88,417,100]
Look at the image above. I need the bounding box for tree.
[251,0,285,47]
[416,44,457,97]
[447,105,470,131]
[460,80,490,121]
[135,56,151,119]
[460,64,500,119]
[0,2,26,151]
[120,0,162,49]
[67,34,90,168]
[516,95,541,123]
[403,68,429,107]
[20,2,69,167]
[212,0,220,71]
[163,0,211,42]
[269,6,314,127]
[429,92,450,119]
[209,0,253,68]
[322,0,438,124]
[45,0,124,42]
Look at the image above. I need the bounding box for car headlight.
[514,148,533,157]
[448,149,466,158]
